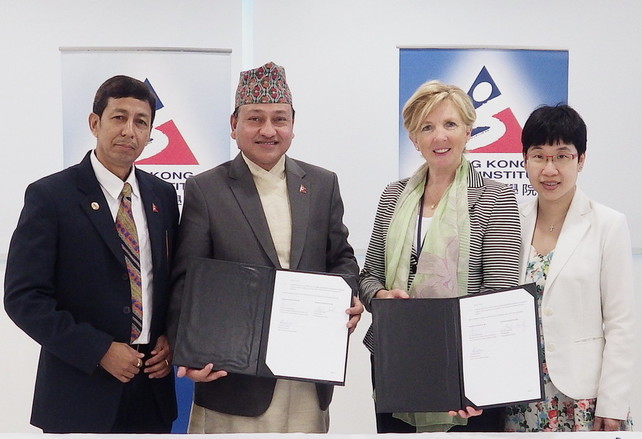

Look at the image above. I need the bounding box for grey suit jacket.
[168,153,358,417]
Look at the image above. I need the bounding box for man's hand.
[176,364,228,383]
[99,342,144,383]
[346,296,364,334]
[448,406,483,419]
[144,334,173,379]
[593,416,623,431]
[374,288,410,299]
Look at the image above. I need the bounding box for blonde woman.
[359,80,521,432]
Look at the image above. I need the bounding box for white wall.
[248,0,642,252]
[1,0,641,433]
[0,0,244,433]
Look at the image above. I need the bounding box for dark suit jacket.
[4,151,179,432]
[168,153,359,417]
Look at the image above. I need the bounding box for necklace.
[538,207,568,233]
[547,222,564,232]
[425,191,442,210]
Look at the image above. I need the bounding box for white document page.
[265,270,351,383]
[459,287,542,406]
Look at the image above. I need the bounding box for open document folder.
[372,283,543,412]
[173,257,355,385]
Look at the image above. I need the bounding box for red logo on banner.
[470,108,522,153]
[467,66,523,154]
[136,119,199,165]
[136,79,199,166]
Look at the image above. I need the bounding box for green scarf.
[384,158,471,431]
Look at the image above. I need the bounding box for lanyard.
[416,196,425,255]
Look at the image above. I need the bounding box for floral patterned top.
[504,247,632,432]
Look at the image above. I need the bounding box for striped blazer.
[360,164,521,352]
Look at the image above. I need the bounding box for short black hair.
[92,75,157,124]
[521,104,587,156]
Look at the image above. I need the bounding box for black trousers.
[370,355,504,433]
[111,344,172,434]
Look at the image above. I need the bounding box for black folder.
[173,257,353,385]
[372,283,543,413]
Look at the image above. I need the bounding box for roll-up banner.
[399,48,568,203]
[61,47,232,208]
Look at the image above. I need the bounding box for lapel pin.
[299,185,307,194]
[152,203,159,213]
[90,202,100,211]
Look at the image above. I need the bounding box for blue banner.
[399,48,568,202]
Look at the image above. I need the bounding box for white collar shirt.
[90,150,153,344]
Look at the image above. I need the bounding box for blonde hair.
[402,80,476,137]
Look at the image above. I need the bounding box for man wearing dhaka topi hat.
[168,62,363,433]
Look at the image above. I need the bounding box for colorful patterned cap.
[234,61,293,107]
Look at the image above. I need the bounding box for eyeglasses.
[526,153,578,166]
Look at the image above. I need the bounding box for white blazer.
[519,188,635,420]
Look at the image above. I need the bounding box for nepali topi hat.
[234,61,293,108]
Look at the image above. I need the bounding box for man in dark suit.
[4,75,178,433]
[168,62,362,433]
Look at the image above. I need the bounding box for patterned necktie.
[115,183,143,342]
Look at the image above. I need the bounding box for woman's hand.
[448,406,483,418]
[374,288,410,299]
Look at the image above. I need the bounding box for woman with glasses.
[504,104,634,432]
[359,80,521,433]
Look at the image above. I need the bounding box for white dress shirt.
[91,150,153,344]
